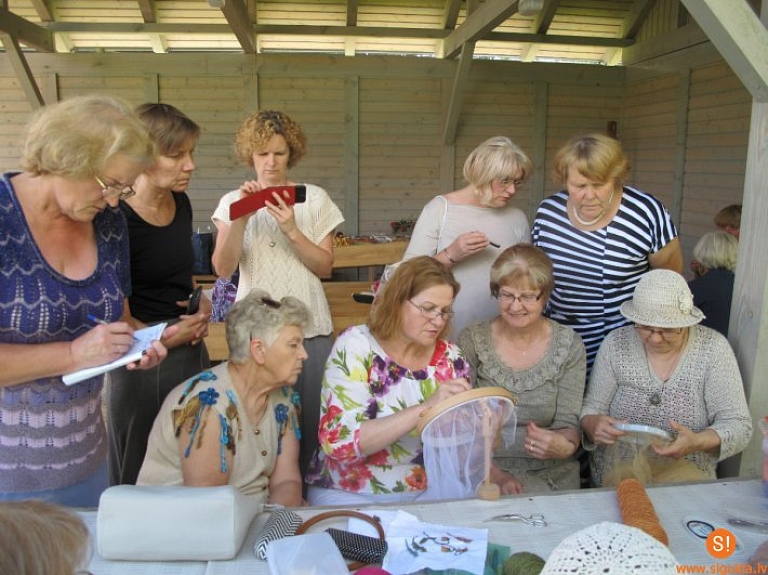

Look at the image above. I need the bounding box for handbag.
[253,509,304,560]
[296,510,388,571]
[255,508,388,571]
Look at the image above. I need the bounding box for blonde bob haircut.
[490,243,555,302]
[693,231,738,273]
[554,133,630,186]
[369,256,460,341]
[0,500,91,575]
[225,288,310,363]
[20,94,156,178]
[235,109,307,169]
[463,136,533,206]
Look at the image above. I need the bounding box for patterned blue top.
[0,172,131,493]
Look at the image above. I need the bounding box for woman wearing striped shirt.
[532,134,682,375]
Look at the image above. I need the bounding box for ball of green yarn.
[503,551,546,575]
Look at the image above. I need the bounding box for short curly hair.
[225,288,310,363]
[235,110,307,169]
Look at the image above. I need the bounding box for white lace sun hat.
[541,521,679,575]
[620,269,704,328]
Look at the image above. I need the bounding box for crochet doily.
[541,522,678,574]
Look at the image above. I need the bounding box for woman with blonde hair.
[0,95,168,507]
[533,133,682,373]
[0,500,91,575]
[459,244,586,492]
[405,136,533,336]
[688,230,739,336]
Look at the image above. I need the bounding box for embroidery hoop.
[417,387,517,501]
[296,510,386,571]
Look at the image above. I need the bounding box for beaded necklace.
[570,189,615,226]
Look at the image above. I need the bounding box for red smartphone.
[229,184,307,220]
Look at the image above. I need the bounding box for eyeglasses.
[495,290,542,304]
[408,300,454,321]
[261,296,282,309]
[498,177,523,187]
[95,175,136,201]
[634,325,684,339]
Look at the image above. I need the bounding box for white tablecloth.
[83,478,767,574]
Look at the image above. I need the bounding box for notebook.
[62,322,167,385]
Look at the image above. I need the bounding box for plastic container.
[761,417,768,497]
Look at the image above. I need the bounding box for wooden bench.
[203,239,408,360]
[323,240,407,336]
[204,321,229,362]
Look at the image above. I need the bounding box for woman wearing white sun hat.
[580,269,751,487]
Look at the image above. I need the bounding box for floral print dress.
[305,325,470,496]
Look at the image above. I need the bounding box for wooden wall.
[623,62,751,276]
[0,51,751,271]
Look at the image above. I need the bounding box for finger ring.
[530,441,536,450]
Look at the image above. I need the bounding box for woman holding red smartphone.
[211,110,344,488]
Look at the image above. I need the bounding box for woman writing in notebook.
[0,96,169,507]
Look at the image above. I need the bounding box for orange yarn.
[616,478,669,546]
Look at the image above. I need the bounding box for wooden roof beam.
[681,0,768,102]
[137,0,157,23]
[604,0,657,65]
[219,0,256,54]
[533,0,559,35]
[346,0,357,27]
[0,9,54,52]
[442,41,475,144]
[521,0,561,62]
[621,0,657,39]
[442,0,520,58]
[29,0,53,22]
[39,21,631,48]
[0,31,45,107]
[441,0,462,30]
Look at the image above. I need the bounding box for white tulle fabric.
[420,393,516,501]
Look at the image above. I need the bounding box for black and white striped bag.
[253,509,303,560]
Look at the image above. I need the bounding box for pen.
[87,314,109,326]
[489,241,500,248]
[87,314,139,341]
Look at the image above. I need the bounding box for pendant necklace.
[647,335,687,406]
[570,189,615,226]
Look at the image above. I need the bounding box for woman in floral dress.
[306,256,521,505]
